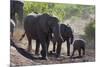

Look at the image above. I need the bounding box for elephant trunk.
[70,33,74,44]
[18,5,24,25]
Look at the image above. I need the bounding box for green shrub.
[84,20,95,40]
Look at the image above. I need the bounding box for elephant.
[10,0,24,24]
[19,13,63,59]
[71,39,85,57]
[35,24,74,57]
[51,24,74,56]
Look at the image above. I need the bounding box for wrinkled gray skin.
[35,24,74,57]
[20,13,62,59]
[71,39,85,57]
[10,0,24,24]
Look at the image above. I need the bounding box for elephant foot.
[67,55,70,56]
[70,56,83,59]
[49,51,55,55]
[27,48,32,53]
[55,54,60,58]
[40,56,48,60]
[34,54,41,58]
[27,50,33,55]
[35,52,40,56]
[78,55,82,58]
[67,54,70,56]
[70,56,73,59]
[40,50,48,60]
[35,54,40,57]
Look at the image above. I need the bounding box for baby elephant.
[71,39,85,57]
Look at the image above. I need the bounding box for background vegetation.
[24,1,95,21]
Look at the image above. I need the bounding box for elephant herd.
[10,0,85,60]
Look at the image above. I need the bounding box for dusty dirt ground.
[10,28,95,66]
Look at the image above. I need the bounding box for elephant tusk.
[10,19,16,27]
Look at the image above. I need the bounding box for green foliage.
[24,1,95,21]
[24,2,49,15]
[84,20,95,39]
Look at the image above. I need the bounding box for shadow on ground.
[10,39,45,60]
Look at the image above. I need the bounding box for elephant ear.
[47,16,59,30]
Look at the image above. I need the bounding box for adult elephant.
[50,24,74,56]
[35,24,74,57]
[10,0,24,24]
[20,13,63,59]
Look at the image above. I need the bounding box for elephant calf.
[71,39,85,57]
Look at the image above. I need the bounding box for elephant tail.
[19,32,25,41]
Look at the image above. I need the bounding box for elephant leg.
[66,39,70,56]
[49,41,56,54]
[82,47,85,56]
[17,6,23,25]
[16,1,23,25]
[49,39,56,54]
[53,42,56,52]
[26,33,32,53]
[78,49,81,57]
[10,30,14,38]
[35,40,40,55]
[11,8,16,24]
[71,48,76,57]
[56,42,62,57]
[47,40,50,53]
[51,36,56,52]
[27,38,32,53]
[40,39,48,60]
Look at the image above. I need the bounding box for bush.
[84,20,95,40]
[84,20,95,49]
